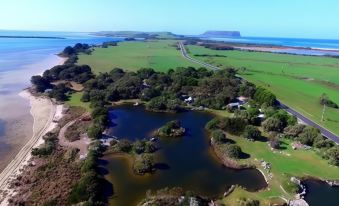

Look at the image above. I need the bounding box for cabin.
[237,96,249,104]
[181,94,194,104]
[291,141,311,150]
[227,102,241,109]
[184,96,194,104]
[227,96,249,109]
[258,113,265,119]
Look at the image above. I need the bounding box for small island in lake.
[157,120,186,137]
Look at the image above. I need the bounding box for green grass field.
[212,111,339,204]
[77,40,197,74]
[66,92,91,112]
[187,45,339,135]
[216,133,339,205]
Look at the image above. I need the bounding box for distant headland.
[200,31,241,38]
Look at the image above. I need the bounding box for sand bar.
[0,90,63,204]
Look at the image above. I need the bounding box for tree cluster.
[68,141,107,205]
[102,41,118,48]
[60,43,91,57]
[157,120,185,137]
[320,93,338,108]
[31,132,58,157]
[253,87,276,106]
[81,67,255,112]
[87,107,109,139]
[262,109,297,132]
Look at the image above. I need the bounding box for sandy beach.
[0,56,67,172]
[0,90,63,205]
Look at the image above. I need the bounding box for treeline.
[101,41,118,48]
[183,39,234,50]
[30,43,94,100]
[81,67,257,112]
[68,141,108,205]
[60,43,91,57]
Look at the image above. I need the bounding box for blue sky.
[1,0,339,38]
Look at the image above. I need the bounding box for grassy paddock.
[187,45,339,135]
[66,92,91,112]
[78,40,197,74]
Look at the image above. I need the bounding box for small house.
[184,96,194,104]
[227,102,241,109]
[237,96,249,104]
[258,113,265,119]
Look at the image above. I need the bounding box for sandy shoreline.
[0,91,63,205]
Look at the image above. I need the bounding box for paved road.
[178,42,339,144]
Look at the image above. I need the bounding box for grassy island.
[157,120,185,137]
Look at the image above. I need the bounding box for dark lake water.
[304,180,339,206]
[102,105,267,206]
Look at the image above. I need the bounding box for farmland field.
[187,45,339,135]
[77,40,197,73]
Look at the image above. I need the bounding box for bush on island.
[158,120,185,137]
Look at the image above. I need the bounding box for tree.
[87,124,102,139]
[137,68,155,79]
[323,146,339,166]
[31,75,51,92]
[211,129,226,144]
[297,126,322,146]
[253,87,276,106]
[219,117,247,135]
[116,140,132,153]
[320,93,338,108]
[243,125,261,140]
[133,154,155,174]
[269,137,280,149]
[262,117,284,132]
[223,144,242,159]
[48,83,69,101]
[284,124,306,137]
[133,140,146,154]
[158,120,185,137]
[205,118,220,130]
[62,46,75,56]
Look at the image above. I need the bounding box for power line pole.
[321,104,326,122]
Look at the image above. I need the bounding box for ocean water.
[0,31,122,171]
[203,36,339,56]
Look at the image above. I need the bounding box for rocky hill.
[201,31,241,38]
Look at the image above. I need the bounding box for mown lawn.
[215,134,339,205]
[187,45,339,135]
[77,40,197,74]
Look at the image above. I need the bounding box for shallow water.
[0,31,122,171]
[103,105,267,206]
[202,36,339,56]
